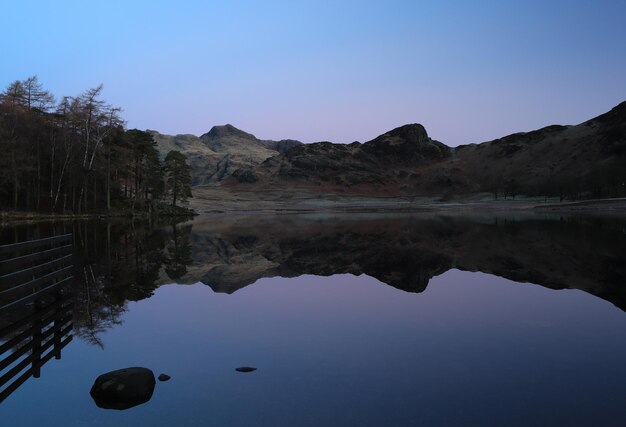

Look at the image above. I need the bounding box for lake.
[1,213,625,426]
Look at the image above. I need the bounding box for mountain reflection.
[184,214,626,311]
[2,213,625,347]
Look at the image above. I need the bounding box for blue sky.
[1,0,625,145]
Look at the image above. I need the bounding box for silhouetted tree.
[23,75,54,111]
[164,150,192,207]
[123,129,164,214]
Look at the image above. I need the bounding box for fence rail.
[0,234,72,256]
[0,234,74,403]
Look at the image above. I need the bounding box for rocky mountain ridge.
[152,101,626,200]
[226,101,626,199]
[149,125,302,185]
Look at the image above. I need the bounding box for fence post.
[32,299,43,378]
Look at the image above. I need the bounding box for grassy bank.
[189,187,626,216]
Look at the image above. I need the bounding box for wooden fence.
[0,234,74,403]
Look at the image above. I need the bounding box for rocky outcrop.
[362,124,450,163]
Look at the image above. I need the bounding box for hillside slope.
[452,101,626,198]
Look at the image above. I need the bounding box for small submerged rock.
[158,374,171,382]
[235,367,257,373]
[90,367,155,410]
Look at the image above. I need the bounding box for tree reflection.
[164,224,193,280]
[2,220,196,347]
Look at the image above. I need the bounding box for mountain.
[149,125,302,185]
[232,123,453,195]
[223,101,626,200]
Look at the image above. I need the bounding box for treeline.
[0,76,192,216]
[487,161,626,202]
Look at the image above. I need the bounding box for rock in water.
[90,367,156,410]
[158,374,171,382]
[235,367,257,373]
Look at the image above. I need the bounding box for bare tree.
[23,75,55,111]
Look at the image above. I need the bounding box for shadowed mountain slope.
[451,101,626,197]
[232,124,454,195]
[221,101,626,199]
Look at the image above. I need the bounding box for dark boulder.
[235,367,257,373]
[90,367,155,410]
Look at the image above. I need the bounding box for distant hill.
[149,125,302,185]
[223,101,626,200]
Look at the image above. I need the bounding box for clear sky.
[1,0,625,145]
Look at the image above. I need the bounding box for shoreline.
[0,210,196,226]
[3,197,624,225]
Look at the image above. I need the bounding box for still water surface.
[1,214,625,426]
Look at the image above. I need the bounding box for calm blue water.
[1,215,625,426]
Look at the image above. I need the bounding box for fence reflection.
[0,235,74,403]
